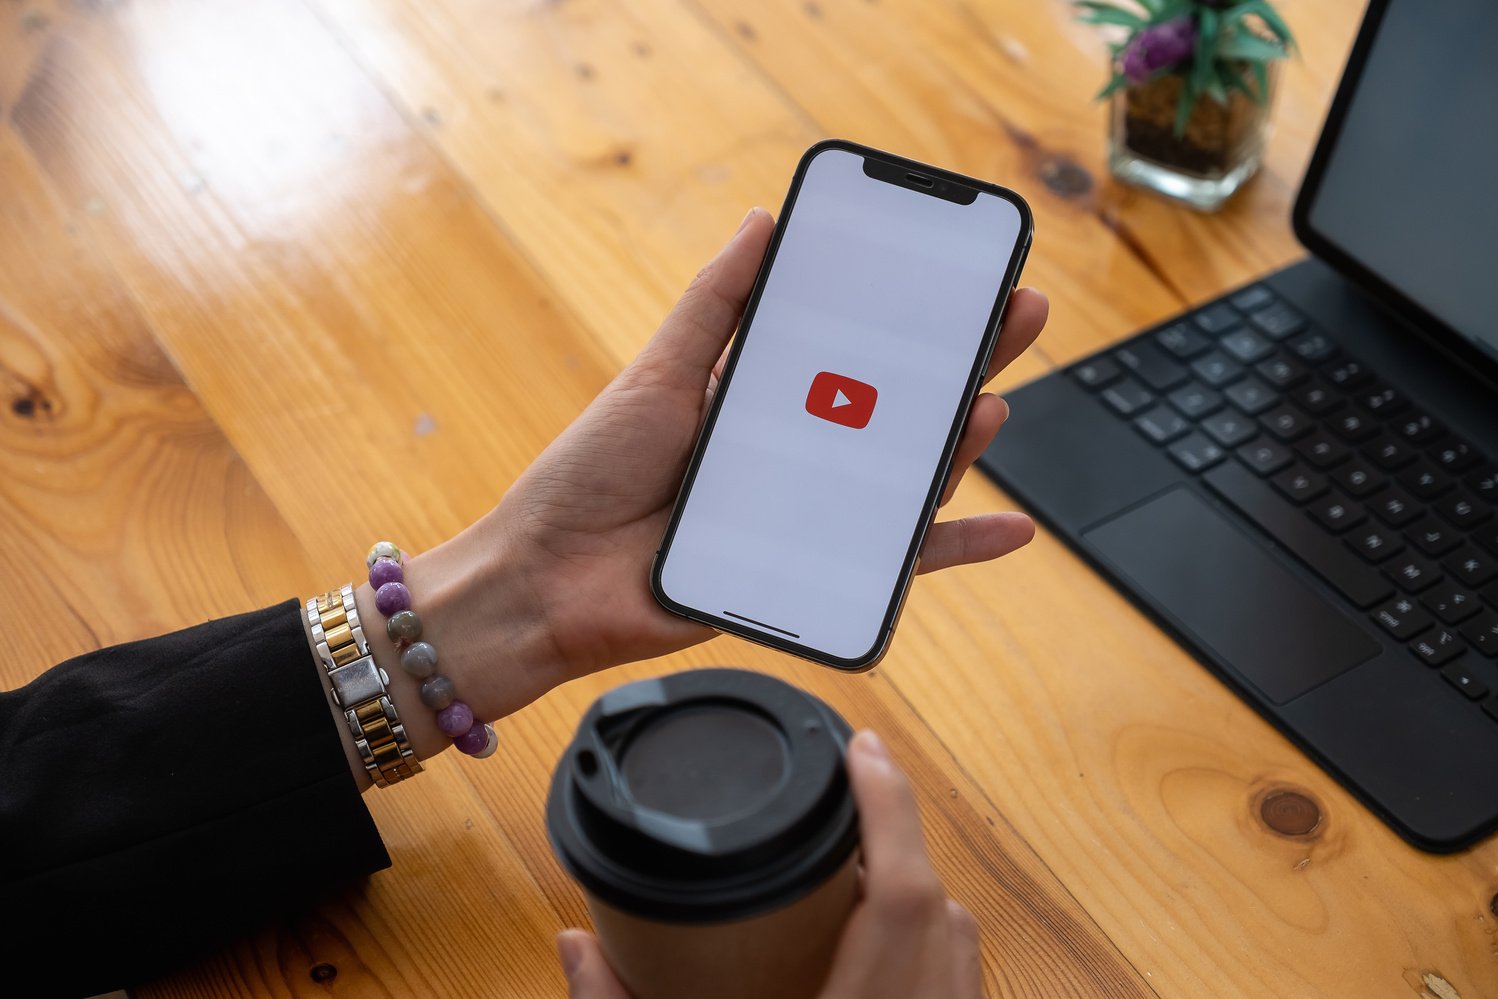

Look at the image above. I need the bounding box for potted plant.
[1077,0,1294,210]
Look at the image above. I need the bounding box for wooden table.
[4,1,1490,995]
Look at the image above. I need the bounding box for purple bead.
[375,581,411,617]
[437,700,474,738]
[454,720,489,756]
[369,557,404,589]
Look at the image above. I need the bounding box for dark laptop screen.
[1304,0,1498,361]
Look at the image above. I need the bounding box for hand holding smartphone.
[653,141,1034,671]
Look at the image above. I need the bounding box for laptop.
[979,0,1498,852]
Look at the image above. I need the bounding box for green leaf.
[1206,76,1228,105]
[1173,77,1195,137]
[1096,73,1131,100]
[1236,0,1297,47]
[1151,0,1195,24]
[1219,60,1255,100]
[1191,9,1219,106]
[1217,30,1289,62]
[1078,8,1148,29]
[1251,59,1270,104]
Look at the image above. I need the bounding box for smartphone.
[652,140,1033,671]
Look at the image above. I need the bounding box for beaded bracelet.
[366,541,498,759]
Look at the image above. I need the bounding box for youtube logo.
[805,371,878,429]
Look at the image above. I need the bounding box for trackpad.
[1083,487,1379,704]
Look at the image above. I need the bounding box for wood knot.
[1258,788,1323,838]
[1489,892,1498,919]
[1038,156,1094,199]
[309,962,338,983]
[10,392,53,419]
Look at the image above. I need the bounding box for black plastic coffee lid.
[546,668,859,923]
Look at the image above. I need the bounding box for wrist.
[362,524,564,760]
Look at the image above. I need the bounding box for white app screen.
[659,148,1023,661]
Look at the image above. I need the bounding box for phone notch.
[862,156,978,205]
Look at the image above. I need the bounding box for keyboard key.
[1288,331,1338,363]
[1297,432,1350,469]
[1369,487,1422,527]
[1331,459,1384,497]
[1223,377,1279,415]
[1480,525,1498,557]
[1167,382,1223,419]
[1372,595,1432,639]
[1445,546,1498,588]
[1365,434,1419,470]
[1407,516,1462,557]
[1167,433,1227,472]
[1441,662,1487,700]
[1155,323,1214,359]
[1322,359,1372,389]
[1422,582,1480,624]
[1382,553,1441,592]
[1134,406,1191,445]
[1467,465,1498,502]
[1346,525,1404,563]
[1429,439,1481,473]
[1101,378,1155,416]
[1398,461,1453,500]
[1250,303,1305,339]
[1272,466,1328,505]
[1220,328,1276,364]
[1190,351,1245,388]
[1202,409,1258,448]
[1309,493,1365,533]
[1437,490,1491,529]
[1463,611,1498,656]
[1330,409,1379,442]
[1115,343,1190,392]
[1072,357,1121,389]
[1203,462,1392,607]
[1290,381,1342,416]
[1255,354,1309,388]
[1237,438,1294,476]
[1393,412,1444,444]
[1259,404,1314,442]
[1194,302,1242,334]
[1357,383,1408,417]
[1231,285,1275,312]
[1411,628,1467,667]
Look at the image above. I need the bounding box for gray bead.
[386,610,422,642]
[419,675,456,710]
[400,640,438,678]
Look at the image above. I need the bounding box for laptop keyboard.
[1070,284,1498,719]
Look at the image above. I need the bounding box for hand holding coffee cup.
[550,672,981,999]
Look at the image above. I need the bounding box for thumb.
[558,929,631,999]
[633,207,774,384]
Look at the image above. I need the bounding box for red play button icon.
[805,371,878,429]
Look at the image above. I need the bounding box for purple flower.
[1121,17,1197,83]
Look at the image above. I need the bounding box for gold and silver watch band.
[307,584,422,787]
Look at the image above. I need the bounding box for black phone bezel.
[650,138,1034,672]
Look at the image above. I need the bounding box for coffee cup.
[546,668,860,999]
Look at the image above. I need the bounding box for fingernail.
[557,932,584,977]
[855,729,889,762]
[735,207,761,235]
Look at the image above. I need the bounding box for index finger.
[846,730,940,890]
[983,287,1049,384]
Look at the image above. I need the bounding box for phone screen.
[656,145,1027,665]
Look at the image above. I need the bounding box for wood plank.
[0,124,313,672]
[10,0,620,568]
[7,1,1153,995]
[891,471,1498,997]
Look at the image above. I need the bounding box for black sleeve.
[0,600,391,997]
